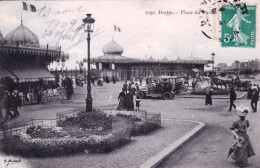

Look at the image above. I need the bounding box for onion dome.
[102,40,123,55]
[5,21,39,44]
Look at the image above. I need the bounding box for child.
[135,96,141,111]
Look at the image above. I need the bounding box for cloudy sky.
[0,0,259,69]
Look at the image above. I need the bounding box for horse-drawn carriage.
[212,76,251,91]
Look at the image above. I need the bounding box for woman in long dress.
[230,106,255,167]
[117,89,125,111]
[227,8,251,45]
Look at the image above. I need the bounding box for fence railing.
[146,113,161,127]
[1,108,161,139]
[0,118,57,138]
[103,108,161,127]
[108,120,132,144]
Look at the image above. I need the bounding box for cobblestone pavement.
[1,81,259,168]
[158,99,260,168]
[0,82,197,168]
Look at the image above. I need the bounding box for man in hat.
[3,91,14,120]
[251,86,259,112]
[205,87,213,105]
[229,86,237,111]
[11,90,21,117]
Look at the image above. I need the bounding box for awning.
[0,67,17,80]
[10,65,55,82]
[192,68,200,72]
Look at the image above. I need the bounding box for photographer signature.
[4,159,21,166]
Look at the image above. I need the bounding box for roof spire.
[21,10,23,24]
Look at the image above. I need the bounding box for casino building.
[0,19,68,93]
[85,40,210,81]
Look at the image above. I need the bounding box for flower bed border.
[1,110,132,157]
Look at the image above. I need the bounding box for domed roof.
[5,22,39,44]
[102,40,123,55]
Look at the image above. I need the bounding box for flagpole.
[112,26,114,40]
[21,2,23,24]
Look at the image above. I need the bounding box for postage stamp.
[221,4,256,47]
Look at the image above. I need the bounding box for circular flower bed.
[2,110,131,157]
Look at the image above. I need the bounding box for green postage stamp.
[221,5,256,47]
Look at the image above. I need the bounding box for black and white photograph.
[0,0,259,167]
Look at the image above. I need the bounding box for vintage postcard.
[0,0,259,168]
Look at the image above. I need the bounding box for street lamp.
[61,53,66,68]
[61,53,66,77]
[211,52,215,78]
[83,14,95,112]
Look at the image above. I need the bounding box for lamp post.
[235,60,239,74]
[211,52,215,78]
[61,53,66,77]
[83,14,95,112]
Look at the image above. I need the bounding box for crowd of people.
[117,81,141,111]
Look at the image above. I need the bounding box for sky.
[0,0,259,70]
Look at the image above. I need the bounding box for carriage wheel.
[163,92,171,100]
[139,92,146,99]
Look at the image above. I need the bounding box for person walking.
[91,76,95,85]
[229,87,237,111]
[128,82,132,92]
[135,95,141,111]
[247,85,253,99]
[123,81,128,94]
[3,91,14,120]
[135,83,139,94]
[229,105,255,167]
[205,87,213,105]
[192,79,196,93]
[251,86,259,112]
[125,91,134,111]
[112,76,116,84]
[11,90,21,117]
[117,89,126,111]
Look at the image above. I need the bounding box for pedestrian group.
[117,81,141,111]
[3,90,22,120]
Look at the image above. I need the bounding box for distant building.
[217,63,228,70]
[229,59,260,73]
[84,40,211,81]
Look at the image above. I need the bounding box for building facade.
[84,40,210,81]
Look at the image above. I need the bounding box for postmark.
[221,4,256,47]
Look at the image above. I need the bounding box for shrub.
[2,131,124,157]
[131,122,160,136]
[115,113,160,136]
[57,110,114,131]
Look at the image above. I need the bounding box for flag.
[22,2,36,12]
[114,25,121,32]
